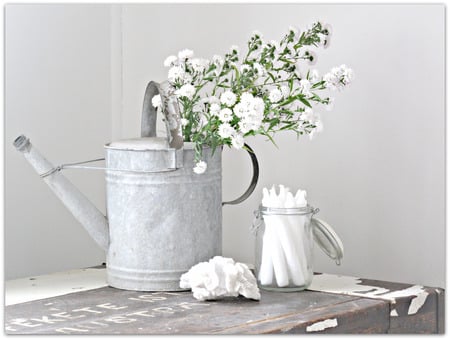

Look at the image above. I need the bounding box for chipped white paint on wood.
[408,291,429,315]
[380,284,429,315]
[5,268,107,306]
[309,274,429,311]
[390,309,398,316]
[306,318,338,332]
[309,274,390,297]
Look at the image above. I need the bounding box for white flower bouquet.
[153,22,353,173]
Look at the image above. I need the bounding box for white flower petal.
[151,94,161,108]
[193,160,207,174]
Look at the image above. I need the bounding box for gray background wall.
[5,4,445,288]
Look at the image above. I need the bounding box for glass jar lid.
[311,217,344,265]
[259,205,318,216]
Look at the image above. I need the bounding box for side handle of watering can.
[222,143,259,206]
[141,80,259,205]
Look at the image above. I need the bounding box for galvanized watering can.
[13,81,259,291]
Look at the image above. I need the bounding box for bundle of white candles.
[259,185,310,287]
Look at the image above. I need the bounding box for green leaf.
[297,95,312,108]
[262,131,278,148]
[311,80,325,89]
[268,118,279,130]
[288,78,294,92]
[267,72,276,83]
[280,122,296,131]
[280,96,297,106]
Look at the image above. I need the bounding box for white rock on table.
[180,256,261,301]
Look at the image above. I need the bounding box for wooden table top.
[4,268,444,334]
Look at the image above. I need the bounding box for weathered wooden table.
[4,268,444,334]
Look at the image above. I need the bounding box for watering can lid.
[311,217,344,265]
[106,137,170,151]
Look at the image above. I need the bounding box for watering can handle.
[222,144,259,206]
[141,80,259,205]
[141,81,159,138]
[141,81,184,149]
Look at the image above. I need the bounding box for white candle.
[263,215,289,287]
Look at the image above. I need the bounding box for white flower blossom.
[168,66,186,83]
[269,88,283,103]
[231,133,245,149]
[151,94,161,108]
[163,55,178,67]
[193,160,207,174]
[299,79,312,96]
[212,55,224,66]
[219,108,233,122]
[244,109,264,131]
[238,120,252,134]
[341,65,354,84]
[240,93,254,106]
[230,94,264,132]
[323,24,333,38]
[318,33,330,48]
[253,63,266,76]
[220,90,237,107]
[178,49,194,60]
[300,108,316,122]
[176,84,196,99]
[280,85,290,98]
[180,118,189,126]
[233,102,247,118]
[189,58,209,73]
[218,123,235,138]
[323,64,354,90]
[209,103,221,116]
[251,97,265,115]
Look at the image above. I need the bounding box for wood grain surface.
[5,273,444,334]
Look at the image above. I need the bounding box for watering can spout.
[13,135,110,251]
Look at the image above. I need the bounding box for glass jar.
[253,205,344,292]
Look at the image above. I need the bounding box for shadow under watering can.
[13,81,259,291]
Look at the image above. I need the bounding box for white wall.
[5,4,445,288]
[5,4,110,278]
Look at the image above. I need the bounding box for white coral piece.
[180,256,261,301]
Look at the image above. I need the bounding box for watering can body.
[14,81,258,291]
[105,139,223,290]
